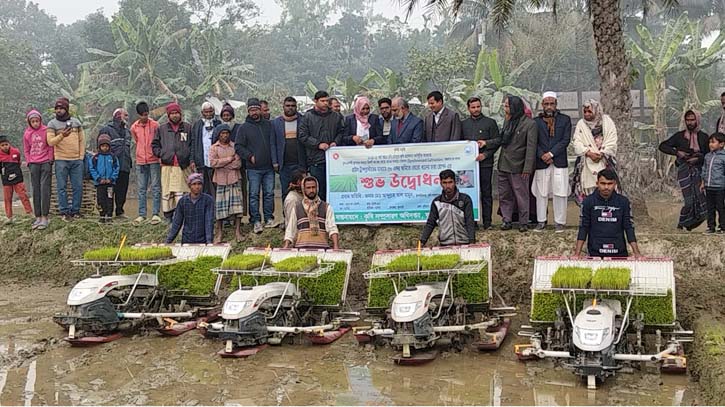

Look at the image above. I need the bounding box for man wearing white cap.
[532,91,572,232]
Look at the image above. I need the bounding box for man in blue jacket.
[236,98,278,234]
[532,92,571,233]
[389,97,424,144]
[574,169,641,258]
[273,97,307,203]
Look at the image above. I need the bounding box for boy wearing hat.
[88,133,120,223]
[46,97,85,220]
[166,172,215,244]
[0,135,33,222]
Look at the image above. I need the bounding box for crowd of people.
[1,90,725,248]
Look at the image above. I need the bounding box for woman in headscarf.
[497,95,538,232]
[658,110,709,230]
[343,96,384,148]
[23,109,53,230]
[571,99,619,205]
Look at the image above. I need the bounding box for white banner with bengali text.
[325,141,480,224]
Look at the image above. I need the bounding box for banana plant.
[628,13,689,175]
[672,19,725,119]
[449,48,538,125]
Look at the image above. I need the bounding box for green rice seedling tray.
[591,267,631,290]
[120,256,223,295]
[81,246,174,262]
[221,254,270,270]
[551,266,592,289]
[367,262,489,308]
[231,261,347,306]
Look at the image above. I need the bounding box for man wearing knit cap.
[236,97,278,234]
[101,108,132,219]
[191,101,220,197]
[46,97,86,221]
[130,101,162,225]
[166,172,215,244]
[532,91,572,233]
[152,102,193,222]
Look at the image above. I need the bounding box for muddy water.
[0,283,694,406]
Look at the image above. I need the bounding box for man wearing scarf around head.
[100,108,133,219]
[658,110,710,230]
[532,92,571,233]
[191,101,221,197]
[571,99,619,205]
[497,95,538,233]
[46,97,85,220]
[282,176,339,249]
[152,102,193,222]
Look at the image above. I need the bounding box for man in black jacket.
[461,96,500,229]
[420,169,476,246]
[574,169,641,258]
[532,92,572,233]
[151,102,193,221]
[102,108,133,219]
[236,98,278,234]
[191,102,220,196]
[298,90,345,201]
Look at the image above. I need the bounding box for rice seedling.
[385,254,461,272]
[121,256,222,295]
[83,247,173,261]
[551,266,592,289]
[221,254,269,270]
[273,256,319,272]
[591,267,631,290]
[368,260,488,307]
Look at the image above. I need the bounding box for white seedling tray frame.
[531,256,677,322]
[367,244,492,302]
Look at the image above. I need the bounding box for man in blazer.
[424,91,462,142]
[532,91,572,233]
[389,97,424,144]
[272,96,307,203]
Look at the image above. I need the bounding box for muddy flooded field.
[0,283,696,406]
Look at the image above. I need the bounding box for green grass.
[551,266,592,289]
[329,175,358,193]
[83,246,174,261]
[120,256,222,295]
[221,254,269,270]
[232,261,348,306]
[367,262,488,307]
[385,254,461,272]
[591,267,631,290]
[273,256,319,272]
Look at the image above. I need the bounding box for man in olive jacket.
[298,90,345,201]
[497,95,537,232]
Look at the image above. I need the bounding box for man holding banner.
[419,169,476,246]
